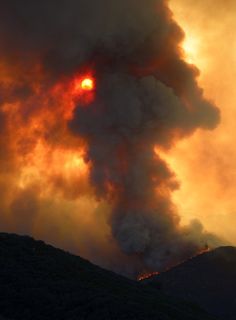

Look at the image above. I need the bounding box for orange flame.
[137,246,210,281]
[138,271,160,281]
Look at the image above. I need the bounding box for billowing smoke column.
[0,0,222,276]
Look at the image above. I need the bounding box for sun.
[81,78,94,91]
[182,36,199,64]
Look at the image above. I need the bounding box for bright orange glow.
[81,78,94,91]
[167,0,236,244]
[181,35,200,65]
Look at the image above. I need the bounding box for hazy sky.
[169,0,236,243]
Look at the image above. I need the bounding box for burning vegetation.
[137,245,210,281]
[138,272,160,282]
[0,0,222,278]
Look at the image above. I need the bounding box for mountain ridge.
[0,232,216,320]
[145,246,236,319]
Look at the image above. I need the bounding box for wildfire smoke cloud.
[0,0,222,277]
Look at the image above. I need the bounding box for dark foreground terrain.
[0,233,215,320]
[146,247,236,319]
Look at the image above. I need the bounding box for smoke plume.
[0,0,222,277]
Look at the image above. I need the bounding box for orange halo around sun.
[71,74,96,105]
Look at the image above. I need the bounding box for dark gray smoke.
[0,0,222,276]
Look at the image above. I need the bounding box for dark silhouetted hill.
[0,232,216,320]
[145,247,236,319]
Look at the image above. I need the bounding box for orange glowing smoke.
[0,59,120,273]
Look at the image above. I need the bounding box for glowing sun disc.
[81,78,94,91]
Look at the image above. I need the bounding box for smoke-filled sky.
[169,0,236,244]
[0,0,233,278]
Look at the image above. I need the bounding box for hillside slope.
[146,247,236,319]
[0,233,215,320]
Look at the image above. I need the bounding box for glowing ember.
[81,78,94,91]
[138,272,160,281]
